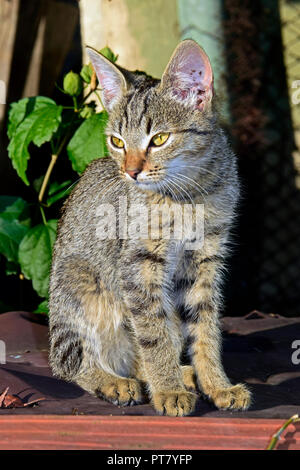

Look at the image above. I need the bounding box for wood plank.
[0,416,299,450]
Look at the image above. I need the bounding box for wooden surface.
[0,415,299,450]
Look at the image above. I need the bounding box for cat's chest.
[125,190,204,247]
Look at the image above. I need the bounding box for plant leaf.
[0,196,20,213]
[0,220,29,263]
[34,300,49,315]
[46,180,73,206]
[33,175,45,194]
[48,180,73,196]
[0,197,30,226]
[80,64,94,83]
[99,47,118,63]
[7,97,58,139]
[18,219,57,298]
[0,198,31,263]
[7,98,62,185]
[67,112,109,174]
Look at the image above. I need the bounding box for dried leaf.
[0,387,45,408]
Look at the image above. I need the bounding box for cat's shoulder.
[62,156,121,212]
[82,156,119,182]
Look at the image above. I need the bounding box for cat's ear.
[160,40,213,111]
[86,47,127,111]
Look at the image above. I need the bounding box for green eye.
[151,132,170,146]
[111,136,125,148]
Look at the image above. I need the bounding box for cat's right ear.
[159,40,214,111]
[86,47,127,111]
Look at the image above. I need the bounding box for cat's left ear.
[160,40,213,111]
[86,47,127,111]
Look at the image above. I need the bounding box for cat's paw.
[97,378,143,406]
[181,365,198,392]
[152,390,197,417]
[210,383,251,410]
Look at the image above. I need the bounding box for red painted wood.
[0,416,299,450]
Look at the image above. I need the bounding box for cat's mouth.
[122,168,164,186]
[120,171,167,195]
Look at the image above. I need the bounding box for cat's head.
[87,40,216,197]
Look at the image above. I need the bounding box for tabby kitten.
[49,40,251,416]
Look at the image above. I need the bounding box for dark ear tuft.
[86,47,127,111]
[160,40,213,111]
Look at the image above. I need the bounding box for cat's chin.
[134,180,162,193]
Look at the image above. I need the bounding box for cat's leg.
[135,359,197,392]
[49,257,144,405]
[121,241,197,417]
[75,363,143,406]
[177,240,251,410]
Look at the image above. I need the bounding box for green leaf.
[80,64,94,83]
[99,47,118,63]
[79,103,96,119]
[46,180,73,206]
[7,98,62,185]
[0,196,20,213]
[18,219,57,298]
[0,197,30,226]
[48,180,73,196]
[0,220,29,263]
[34,299,49,315]
[33,175,45,194]
[7,97,58,139]
[51,109,83,146]
[67,112,109,174]
[0,197,31,263]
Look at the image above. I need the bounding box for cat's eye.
[151,132,170,147]
[111,136,125,149]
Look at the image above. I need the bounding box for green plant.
[266,414,299,450]
[1,47,118,314]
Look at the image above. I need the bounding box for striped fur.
[49,40,251,416]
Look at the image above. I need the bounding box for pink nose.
[126,169,141,180]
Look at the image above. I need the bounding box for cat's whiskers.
[165,176,195,207]
[161,179,181,204]
[197,167,224,181]
[151,171,178,201]
[173,172,209,197]
[169,174,204,204]
[59,178,81,198]
[183,164,223,181]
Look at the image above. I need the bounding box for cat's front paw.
[152,390,197,417]
[210,383,251,410]
[97,378,143,406]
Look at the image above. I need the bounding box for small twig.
[266,414,300,450]
[38,154,58,203]
[90,70,97,91]
[39,206,47,225]
[23,397,46,407]
[73,96,79,112]
[0,387,9,407]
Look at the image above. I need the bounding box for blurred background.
[0,0,300,317]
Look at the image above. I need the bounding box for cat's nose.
[126,168,142,180]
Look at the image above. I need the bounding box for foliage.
[2,47,116,314]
